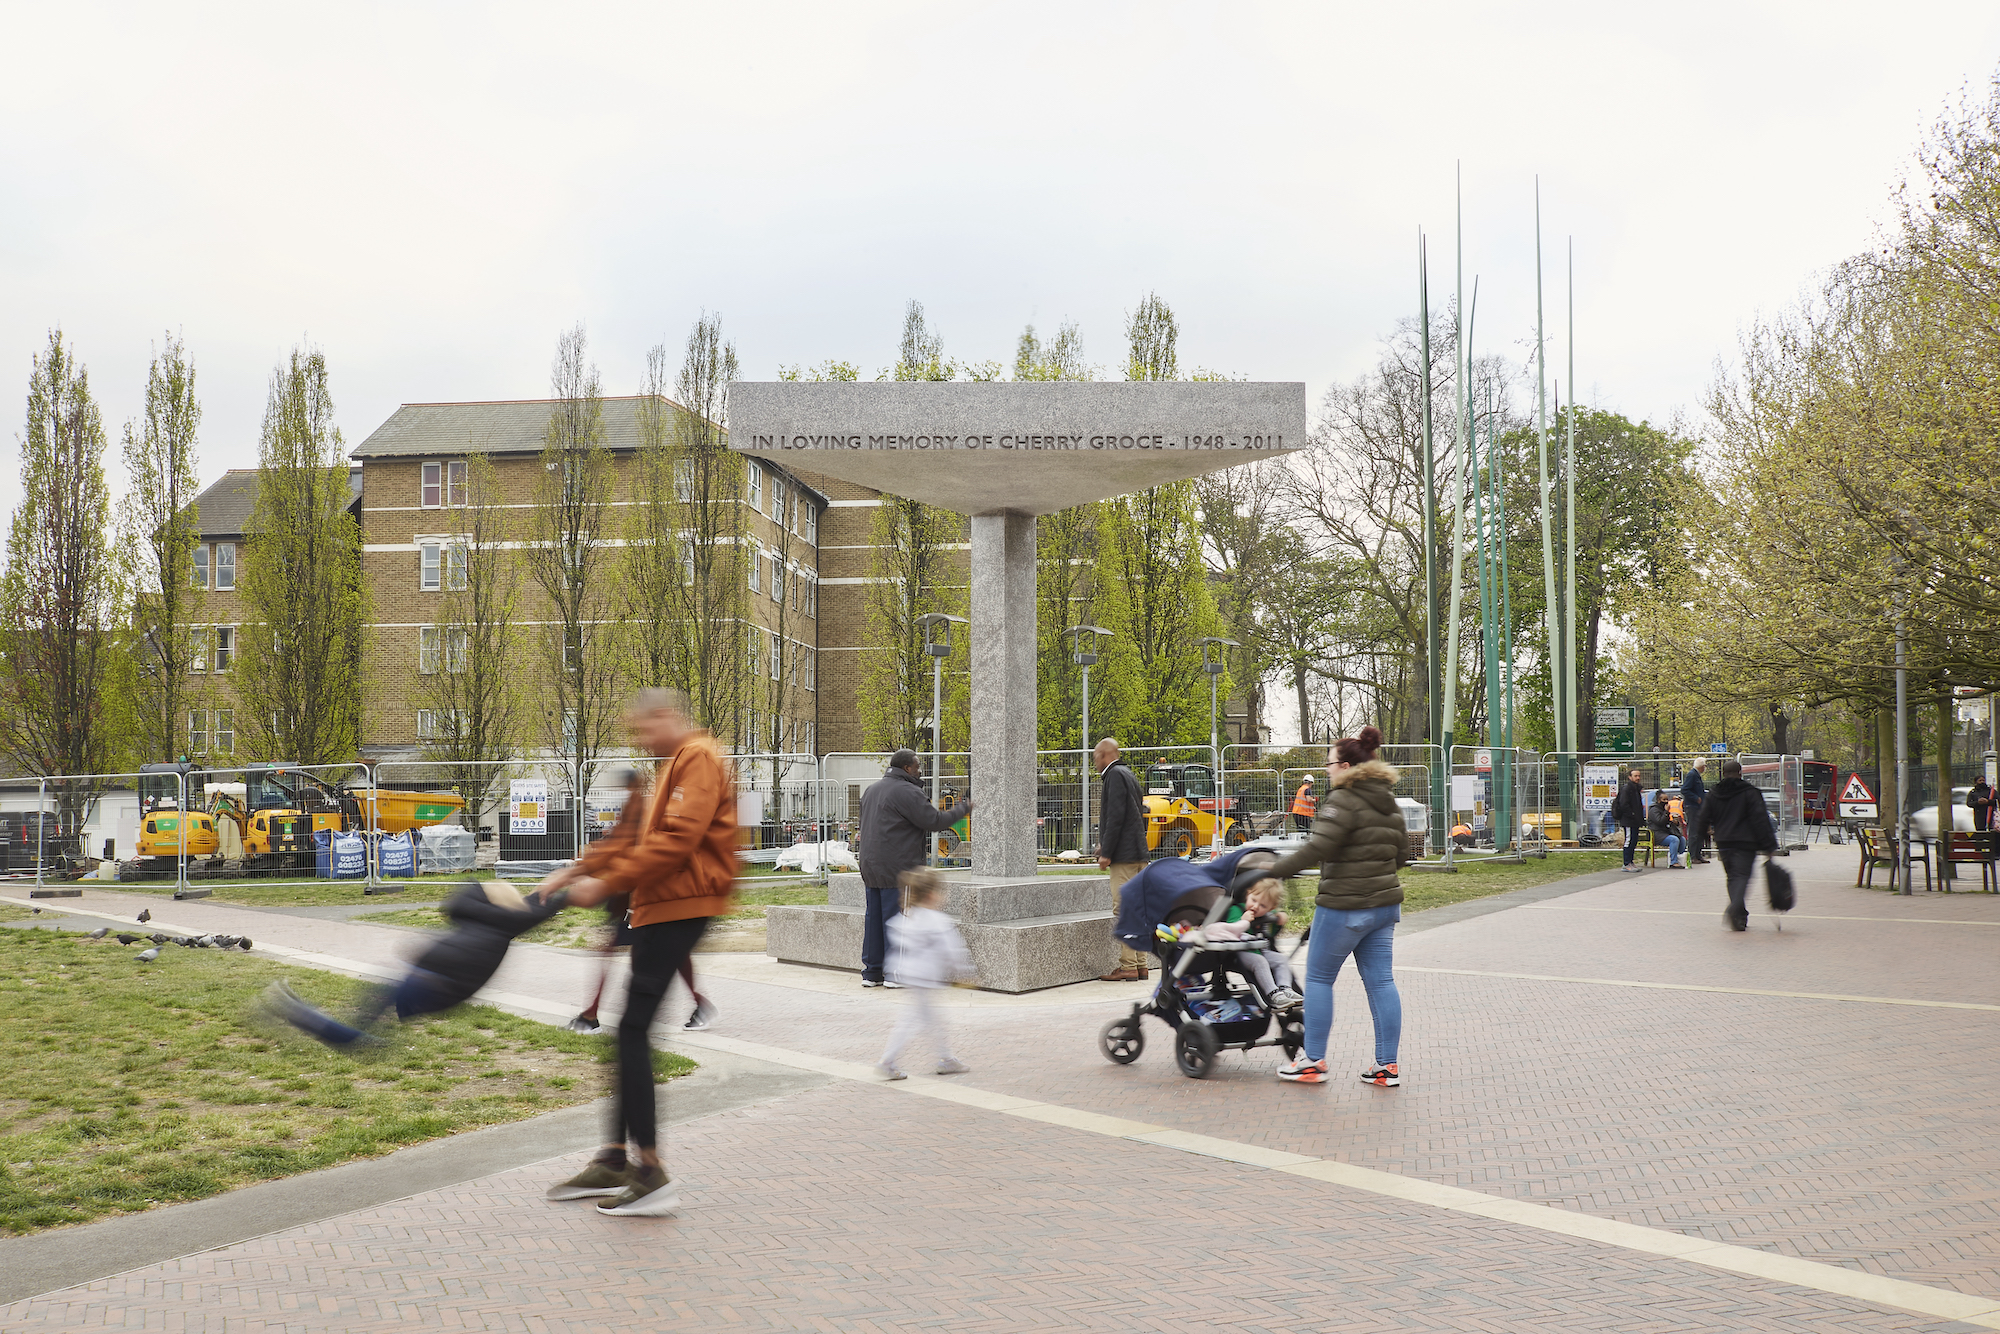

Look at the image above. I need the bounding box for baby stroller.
[1098,851,1305,1079]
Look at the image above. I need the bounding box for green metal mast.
[1419,232,1442,848]
[1440,171,1471,772]
[1565,239,1580,757]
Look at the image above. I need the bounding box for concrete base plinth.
[766,872,1118,993]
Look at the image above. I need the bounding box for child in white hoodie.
[876,869,976,1080]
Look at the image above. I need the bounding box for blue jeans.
[861,885,900,982]
[1664,833,1685,866]
[1303,903,1402,1066]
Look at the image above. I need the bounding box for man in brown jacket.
[541,689,736,1217]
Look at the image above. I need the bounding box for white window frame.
[213,626,235,673]
[188,709,208,754]
[419,625,441,675]
[421,462,442,508]
[674,458,694,504]
[770,631,782,680]
[770,477,785,526]
[416,707,468,741]
[212,708,235,754]
[446,459,468,506]
[445,625,468,673]
[214,542,236,590]
[188,627,210,673]
[191,544,209,589]
[420,542,442,591]
[802,502,817,546]
[747,461,763,513]
[747,630,760,676]
[747,543,761,593]
[770,554,784,603]
[804,644,816,691]
[445,541,468,592]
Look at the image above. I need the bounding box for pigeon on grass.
[135,948,160,962]
[136,909,151,923]
[87,927,110,940]
[116,933,141,945]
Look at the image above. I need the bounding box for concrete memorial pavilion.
[742,381,1305,990]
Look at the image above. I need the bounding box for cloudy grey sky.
[5,0,1998,516]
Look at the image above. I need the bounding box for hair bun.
[1356,726,1383,754]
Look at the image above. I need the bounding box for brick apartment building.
[181,396,881,765]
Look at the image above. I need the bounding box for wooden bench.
[1856,826,1929,891]
[1939,831,1998,893]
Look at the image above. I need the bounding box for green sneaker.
[546,1159,629,1201]
[597,1164,679,1217]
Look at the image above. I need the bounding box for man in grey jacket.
[857,750,972,987]
[1094,738,1150,981]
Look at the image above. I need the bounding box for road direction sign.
[1710,743,1728,754]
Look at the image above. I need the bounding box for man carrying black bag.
[1688,759,1780,932]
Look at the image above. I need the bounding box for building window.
[189,710,207,753]
[446,460,467,506]
[213,709,235,754]
[214,542,236,590]
[192,545,209,589]
[770,478,785,525]
[420,543,441,590]
[802,502,817,546]
[562,626,580,673]
[747,462,763,513]
[417,708,468,741]
[188,627,209,673]
[420,625,466,675]
[747,630,760,677]
[446,542,467,591]
[799,720,814,756]
[213,626,234,673]
[747,544,760,593]
[770,631,782,680]
[770,554,784,603]
[422,462,441,508]
[803,645,816,691]
[802,573,817,617]
[420,461,467,507]
[674,458,694,503]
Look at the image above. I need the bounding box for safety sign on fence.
[509,778,548,835]
[1581,764,1618,813]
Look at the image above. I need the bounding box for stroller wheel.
[1099,1015,1144,1064]
[1175,1020,1220,1079]
[1279,1016,1305,1060]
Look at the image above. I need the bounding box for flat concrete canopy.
[728,381,1305,515]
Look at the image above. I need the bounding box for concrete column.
[970,511,1038,878]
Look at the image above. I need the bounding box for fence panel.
[0,769,167,883]
[366,758,576,888]
[821,751,975,869]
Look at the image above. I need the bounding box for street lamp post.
[1196,636,1240,851]
[1069,625,1113,855]
[916,614,966,860]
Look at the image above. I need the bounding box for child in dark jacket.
[264,880,568,1046]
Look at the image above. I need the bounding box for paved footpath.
[4,847,1999,1332]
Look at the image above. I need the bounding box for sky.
[4,0,1998,521]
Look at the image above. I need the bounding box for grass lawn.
[369,882,835,949]
[1281,850,1627,919]
[100,873,493,908]
[0,928,692,1235]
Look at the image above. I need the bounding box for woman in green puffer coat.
[1261,726,1409,1088]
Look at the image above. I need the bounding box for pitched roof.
[349,396,683,459]
[187,468,363,539]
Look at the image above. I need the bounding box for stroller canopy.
[1113,848,1264,958]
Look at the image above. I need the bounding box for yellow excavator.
[1142,762,1246,858]
[134,763,467,873]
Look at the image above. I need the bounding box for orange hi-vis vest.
[1291,783,1316,818]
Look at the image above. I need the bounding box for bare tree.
[524,325,621,779]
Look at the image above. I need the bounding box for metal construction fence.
[0,747,1825,894]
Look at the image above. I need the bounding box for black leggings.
[613,917,710,1151]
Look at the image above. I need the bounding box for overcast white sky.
[5,0,1998,521]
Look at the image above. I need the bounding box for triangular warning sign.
[1840,773,1876,803]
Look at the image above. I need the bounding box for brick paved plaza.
[4,846,1999,1332]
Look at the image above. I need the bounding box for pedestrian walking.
[1687,758,1779,932]
[875,869,976,1080]
[1612,768,1647,872]
[542,689,737,1218]
[1681,760,1710,863]
[1647,789,1686,868]
[1095,737,1151,982]
[1969,776,1995,833]
[262,880,568,1045]
[1261,725,1410,1088]
[1291,776,1317,832]
[857,750,972,988]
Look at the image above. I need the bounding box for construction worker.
[1291,776,1317,832]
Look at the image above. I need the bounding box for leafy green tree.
[0,330,123,808]
[117,333,203,765]
[1103,481,1226,747]
[414,452,518,775]
[234,345,365,765]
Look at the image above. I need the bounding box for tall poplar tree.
[0,330,122,810]
[118,333,204,764]
[413,452,518,782]
[235,345,364,765]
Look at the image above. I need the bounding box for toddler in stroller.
[1099,848,1306,1079]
